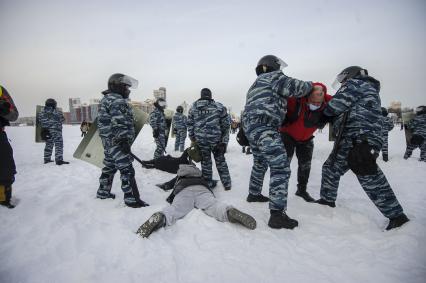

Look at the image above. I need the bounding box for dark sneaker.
[315,198,336,207]
[136,212,166,238]
[227,208,256,230]
[268,210,298,229]
[295,187,315,202]
[44,160,53,164]
[56,160,70,165]
[246,193,269,203]
[125,199,149,208]
[96,192,116,200]
[386,213,409,230]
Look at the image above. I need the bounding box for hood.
[354,76,381,92]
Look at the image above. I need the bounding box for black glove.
[117,139,131,154]
[41,128,51,140]
[153,129,160,139]
[213,143,227,155]
[0,100,11,116]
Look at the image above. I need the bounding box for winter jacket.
[408,113,426,138]
[0,86,19,128]
[243,70,312,128]
[187,98,230,145]
[279,83,332,142]
[38,107,65,132]
[172,112,187,131]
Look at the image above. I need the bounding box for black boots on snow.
[295,185,315,202]
[227,208,256,230]
[246,193,269,203]
[386,213,409,230]
[268,210,298,229]
[56,160,70,165]
[315,198,336,208]
[383,154,388,162]
[137,212,166,238]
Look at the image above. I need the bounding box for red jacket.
[279,83,332,142]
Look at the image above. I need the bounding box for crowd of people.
[1,55,425,238]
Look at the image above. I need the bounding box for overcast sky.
[1,0,425,116]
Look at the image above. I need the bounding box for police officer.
[187,88,231,190]
[380,107,394,162]
[172,105,187,152]
[38,98,69,165]
[149,98,167,159]
[96,73,148,208]
[316,66,409,230]
[405,106,426,161]
[242,55,313,229]
[0,85,19,208]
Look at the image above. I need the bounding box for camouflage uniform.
[172,112,187,152]
[187,98,231,188]
[242,70,312,211]
[149,106,167,159]
[380,116,394,159]
[38,106,65,162]
[319,77,405,219]
[406,113,426,161]
[96,92,140,205]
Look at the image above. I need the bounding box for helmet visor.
[277,58,288,69]
[120,75,139,89]
[332,73,348,90]
[158,100,167,108]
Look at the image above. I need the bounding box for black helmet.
[176,106,184,113]
[336,66,368,84]
[45,98,57,109]
[201,88,212,99]
[381,107,388,117]
[104,73,138,98]
[255,55,287,76]
[416,105,426,115]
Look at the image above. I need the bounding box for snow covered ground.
[1,125,425,283]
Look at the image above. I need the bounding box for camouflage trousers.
[243,121,291,211]
[404,142,426,161]
[44,129,63,162]
[97,139,140,204]
[320,138,404,219]
[381,132,389,157]
[154,134,166,159]
[174,130,187,152]
[199,143,231,188]
[282,133,314,188]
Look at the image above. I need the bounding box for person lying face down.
[136,164,256,238]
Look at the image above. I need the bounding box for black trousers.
[0,130,16,186]
[281,133,314,188]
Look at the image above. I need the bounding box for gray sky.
[1,0,425,116]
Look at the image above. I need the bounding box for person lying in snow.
[136,164,256,238]
[140,149,192,174]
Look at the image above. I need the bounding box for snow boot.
[315,198,336,207]
[295,185,315,202]
[227,208,256,230]
[383,154,388,162]
[246,193,269,203]
[386,213,409,230]
[96,191,115,200]
[56,160,70,165]
[137,212,166,238]
[268,210,298,229]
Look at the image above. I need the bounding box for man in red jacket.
[279,82,332,202]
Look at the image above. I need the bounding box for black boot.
[136,212,166,238]
[383,154,388,162]
[295,185,315,202]
[56,160,70,165]
[227,208,256,230]
[315,198,336,207]
[44,159,53,164]
[246,193,269,203]
[386,213,409,230]
[156,176,178,191]
[242,147,246,153]
[224,186,231,191]
[268,210,298,229]
[0,185,14,209]
[246,148,252,155]
[96,192,115,199]
[125,178,149,208]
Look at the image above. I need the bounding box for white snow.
[0,125,425,283]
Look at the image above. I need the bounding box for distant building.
[141,99,155,114]
[153,87,166,101]
[64,112,72,124]
[69,98,81,123]
[81,104,91,122]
